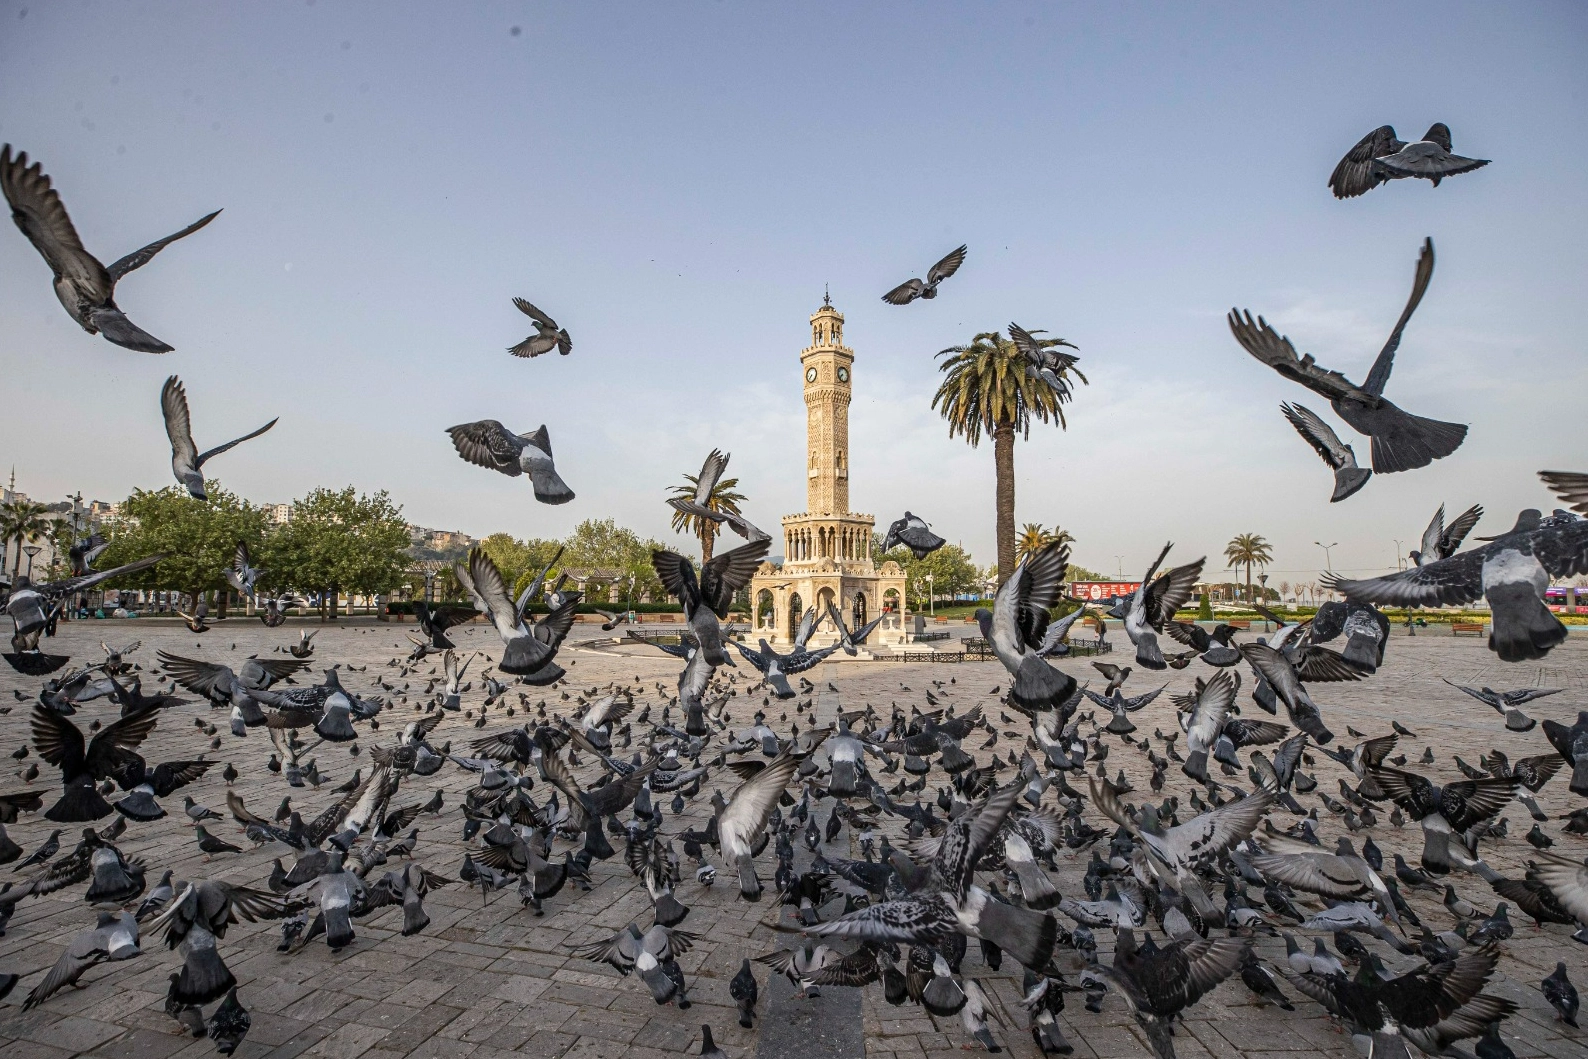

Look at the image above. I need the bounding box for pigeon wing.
[926,245,967,286]
[1361,238,1434,398]
[1328,125,1400,198]
[196,417,278,468]
[1440,504,1483,555]
[512,297,557,329]
[1321,551,1484,608]
[106,210,222,280]
[162,376,200,468]
[0,146,111,300]
[459,549,523,640]
[1539,471,1588,515]
[446,420,525,476]
[881,278,924,305]
[1228,311,1368,402]
[694,449,729,504]
[699,537,772,617]
[1281,403,1353,471]
[1142,558,1205,628]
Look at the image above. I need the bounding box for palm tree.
[0,499,52,578]
[1223,533,1274,606]
[667,473,747,564]
[1016,523,1075,563]
[934,330,1086,582]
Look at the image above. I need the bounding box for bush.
[1197,593,1213,621]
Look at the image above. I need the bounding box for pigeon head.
[973,609,993,639]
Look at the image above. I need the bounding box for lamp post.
[925,573,935,616]
[1393,539,1406,572]
[1257,574,1269,625]
[23,544,40,578]
[1314,541,1337,571]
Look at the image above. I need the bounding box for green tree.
[1,498,52,579]
[563,518,667,607]
[264,487,409,619]
[933,329,1087,584]
[1224,533,1274,607]
[98,483,268,607]
[878,541,981,607]
[667,469,746,564]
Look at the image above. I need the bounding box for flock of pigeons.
[0,118,1586,1059]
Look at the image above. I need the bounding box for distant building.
[405,524,476,559]
[262,502,293,524]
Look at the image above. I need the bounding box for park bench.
[1225,619,1251,630]
[1452,622,1485,636]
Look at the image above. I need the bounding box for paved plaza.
[0,616,1584,1059]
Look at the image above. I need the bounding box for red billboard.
[1069,581,1142,602]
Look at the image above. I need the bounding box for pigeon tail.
[829,760,858,797]
[1485,583,1566,663]
[736,852,762,901]
[324,907,354,950]
[973,899,1057,971]
[1181,750,1209,784]
[1330,467,1372,503]
[653,893,690,927]
[1358,405,1467,474]
[46,779,113,822]
[1134,632,1166,671]
[1010,657,1077,714]
[173,947,235,1006]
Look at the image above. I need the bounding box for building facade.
[749,296,906,648]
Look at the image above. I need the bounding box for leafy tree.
[563,518,666,606]
[933,329,1086,584]
[1016,523,1074,563]
[666,468,746,564]
[1224,533,1274,607]
[1,498,52,579]
[98,483,268,606]
[879,542,981,606]
[264,487,409,618]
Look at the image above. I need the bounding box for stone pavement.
[0,616,1583,1059]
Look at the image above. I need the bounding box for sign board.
[1068,581,1142,602]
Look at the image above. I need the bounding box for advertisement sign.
[1069,581,1142,602]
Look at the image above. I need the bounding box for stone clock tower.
[801,292,854,515]
[748,293,907,648]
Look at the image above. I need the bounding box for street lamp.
[1314,541,1337,572]
[1393,539,1405,571]
[925,573,935,616]
[22,544,41,578]
[1115,555,1124,579]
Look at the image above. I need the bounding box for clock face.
[837,366,849,383]
[806,367,818,383]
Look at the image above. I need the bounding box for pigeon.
[161,376,278,501]
[882,245,966,304]
[1009,322,1085,399]
[667,449,768,543]
[0,144,220,352]
[208,986,251,1054]
[1328,123,1489,198]
[68,534,111,576]
[223,541,263,598]
[1325,510,1588,662]
[1280,402,1371,502]
[23,910,140,1009]
[729,957,759,1027]
[1371,766,1516,877]
[1098,928,1248,1059]
[826,602,883,656]
[975,541,1078,713]
[1411,503,1484,566]
[1229,238,1466,475]
[1543,962,1578,1028]
[195,826,242,857]
[30,704,163,821]
[5,557,164,673]
[146,880,290,1006]
[1444,681,1560,732]
[454,547,579,680]
[507,298,571,358]
[445,419,574,504]
[882,512,947,560]
[719,748,798,899]
[1106,546,1204,672]
[571,922,696,1006]
[652,537,771,670]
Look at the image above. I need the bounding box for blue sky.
[2,1,1584,584]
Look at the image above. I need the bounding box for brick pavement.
[0,617,1582,1058]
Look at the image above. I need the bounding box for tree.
[98,484,268,606]
[0,498,52,578]
[1223,533,1274,607]
[1016,523,1074,563]
[880,541,981,606]
[666,470,746,564]
[264,487,409,618]
[563,518,667,606]
[933,329,1086,584]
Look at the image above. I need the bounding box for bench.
[1225,619,1251,630]
[1452,622,1485,636]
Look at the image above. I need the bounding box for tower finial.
[823,284,831,307]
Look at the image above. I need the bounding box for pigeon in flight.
[1410,503,1483,566]
[508,298,572,358]
[1230,238,1466,475]
[445,420,575,505]
[224,541,264,598]
[975,540,1077,713]
[1107,543,1205,670]
[1008,323,1086,399]
[0,145,220,353]
[161,376,278,501]
[5,556,164,674]
[1325,510,1588,662]
[668,450,767,542]
[68,534,111,576]
[882,512,946,560]
[652,537,770,669]
[882,245,967,304]
[1443,680,1560,732]
[454,547,579,680]
[1328,123,1489,199]
[1280,403,1371,502]
[825,602,882,656]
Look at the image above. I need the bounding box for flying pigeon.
[1411,503,1483,566]
[1230,238,1466,475]
[882,245,966,304]
[445,420,575,505]
[1280,402,1371,502]
[1328,123,1489,199]
[882,512,947,560]
[161,376,278,501]
[508,298,571,358]
[0,144,220,353]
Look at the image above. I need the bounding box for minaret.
[801,290,854,516]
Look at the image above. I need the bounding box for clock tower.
[748,293,907,647]
[801,291,854,515]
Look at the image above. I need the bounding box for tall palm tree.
[1223,533,1274,606]
[934,330,1086,582]
[1016,523,1075,563]
[0,499,52,578]
[667,473,747,564]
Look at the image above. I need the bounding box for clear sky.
[2,1,1584,585]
